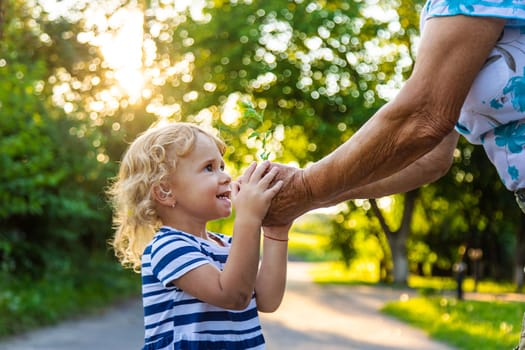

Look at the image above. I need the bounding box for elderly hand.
[262,163,313,226]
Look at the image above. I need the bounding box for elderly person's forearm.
[319,131,459,204]
[263,16,505,226]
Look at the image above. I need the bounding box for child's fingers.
[258,166,279,188]
[249,160,271,182]
[259,179,283,203]
[267,179,283,194]
[240,161,257,181]
[236,174,245,185]
[257,179,283,207]
[230,181,241,198]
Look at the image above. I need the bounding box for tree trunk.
[515,214,525,291]
[370,190,418,286]
[389,232,409,284]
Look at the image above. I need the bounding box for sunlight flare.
[99,8,144,103]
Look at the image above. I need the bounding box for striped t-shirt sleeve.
[150,235,209,288]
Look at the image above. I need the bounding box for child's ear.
[152,183,176,207]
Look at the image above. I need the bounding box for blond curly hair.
[107,122,226,272]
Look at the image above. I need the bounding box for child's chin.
[219,209,232,218]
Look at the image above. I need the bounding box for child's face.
[168,133,232,223]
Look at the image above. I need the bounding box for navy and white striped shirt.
[141,226,265,350]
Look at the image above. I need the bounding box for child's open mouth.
[216,191,231,200]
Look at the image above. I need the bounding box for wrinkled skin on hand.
[262,163,313,226]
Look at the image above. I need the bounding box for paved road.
[0,262,457,350]
[0,298,144,350]
[261,262,454,350]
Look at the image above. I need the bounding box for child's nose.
[221,172,232,184]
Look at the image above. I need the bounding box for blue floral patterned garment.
[421,0,525,190]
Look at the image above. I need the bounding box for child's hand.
[231,161,283,222]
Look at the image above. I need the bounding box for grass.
[409,275,518,294]
[309,260,380,284]
[288,231,339,262]
[287,226,524,350]
[0,253,140,339]
[306,261,524,349]
[382,297,524,350]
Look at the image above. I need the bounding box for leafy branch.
[237,100,272,160]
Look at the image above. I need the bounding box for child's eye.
[205,164,213,172]
[220,163,225,171]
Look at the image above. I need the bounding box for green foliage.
[288,231,337,262]
[0,0,115,278]
[143,0,426,168]
[416,137,523,280]
[292,213,383,278]
[1,0,523,341]
[288,215,341,262]
[237,100,272,160]
[328,215,359,268]
[382,297,525,350]
[0,254,140,338]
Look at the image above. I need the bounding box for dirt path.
[260,262,455,350]
[0,262,462,349]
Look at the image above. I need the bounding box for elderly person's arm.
[264,16,505,226]
[325,131,459,202]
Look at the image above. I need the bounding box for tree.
[369,191,418,284]
[516,215,525,291]
[115,0,521,285]
[4,0,520,288]
[417,138,522,282]
[0,0,115,275]
[111,0,422,163]
[132,1,426,284]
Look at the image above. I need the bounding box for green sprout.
[238,100,272,160]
